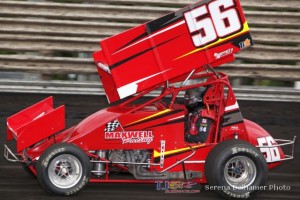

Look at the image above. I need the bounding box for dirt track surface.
[0,93,299,200]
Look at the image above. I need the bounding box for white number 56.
[184,0,242,47]
[257,136,280,162]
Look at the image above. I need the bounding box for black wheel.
[36,143,91,195]
[205,139,268,199]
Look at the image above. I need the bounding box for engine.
[91,150,201,180]
[109,150,150,165]
[91,150,150,177]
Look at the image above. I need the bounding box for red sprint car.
[4,0,296,199]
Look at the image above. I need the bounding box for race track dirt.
[0,93,299,200]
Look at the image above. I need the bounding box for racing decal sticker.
[124,109,184,128]
[105,131,154,144]
[117,69,172,99]
[175,22,249,60]
[231,147,259,157]
[230,126,240,131]
[111,0,249,63]
[257,136,280,162]
[105,120,120,132]
[214,48,233,59]
[222,109,244,127]
[231,32,254,49]
[184,0,242,47]
[110,35,184,70]
[239,38,252,49]
[225,101,239,111]
[116,0,212,52]
[146,118,184,129]
[153,144,208,163]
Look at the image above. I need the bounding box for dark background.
[0,93,299,200]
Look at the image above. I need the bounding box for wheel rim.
[48,154,83,189]
[224,156,257,189]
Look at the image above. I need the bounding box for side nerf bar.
[256,136,296,163]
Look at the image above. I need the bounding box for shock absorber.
[93,150,106,177]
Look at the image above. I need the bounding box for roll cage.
[117,68,235,143]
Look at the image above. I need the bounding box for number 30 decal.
[184,0,242,47]
[257,136,280,162]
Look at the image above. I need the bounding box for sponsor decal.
[200,118,208,132]
[230,126,240,131]
[223,190,250,199]
[105,120,120,132]
[231,147,259,157]
[239,38,251,49]
[214,48,233,59]
[105,131,154,144]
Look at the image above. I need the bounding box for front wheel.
[205,139,268,199]
[36,143,91,195]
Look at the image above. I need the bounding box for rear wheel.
[205,139,268,199]
[36,143,91,195]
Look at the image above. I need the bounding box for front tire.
[205,139,268,199]
[36,143,91,195]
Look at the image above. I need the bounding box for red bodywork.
[6,73,285,183]
[93,0,252,103]
[6,0,291,184]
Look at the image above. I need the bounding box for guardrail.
[0,80,299,102]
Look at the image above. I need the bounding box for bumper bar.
[256,136,296,163]
[4,144,21,162]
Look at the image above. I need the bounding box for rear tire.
[36,143,91,195]
[205,139,268,199]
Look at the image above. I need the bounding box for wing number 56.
[184,0,242,47]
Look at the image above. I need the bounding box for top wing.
[93,0,253,103]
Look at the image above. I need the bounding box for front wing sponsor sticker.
[105,131,154,144]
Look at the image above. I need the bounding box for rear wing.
[7,97,65,152]
[93,0,253,103]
